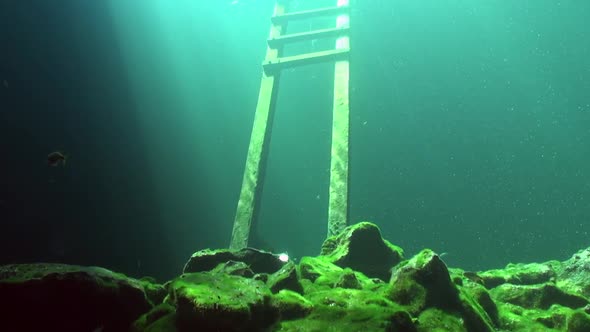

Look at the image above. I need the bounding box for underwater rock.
[139,276,167,306]
[388,310,418,332]
[320,221,404,281]
[253,272,270,283]
[131,303,176,332]
[556,247,590,298]
[0,263,153,332]
[211,260,255,278]
[267,261,303,295]
[490,283,589,310]
[417,308,468,332]
[334,268,362,290]
[567,310,590,332]
[168,272,278,331]
[388,249,459,313]
[533,305,571,330]
[461,282,500,326]
[6,230,590,331]
[298,256,380,291]
[183,247,285,275]
[495,302,575,331]
[299,256,343,283]
[270,289,313,320]
[388,249,495,332]
[478,262,558,289]
[298,287,414,332]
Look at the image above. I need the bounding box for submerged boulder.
[388,249,459,313]
[387,249,495,332]
[183,247,286,275]
[320,221,404,281]
[556,247,590,298]
[131,303,176,332]
[478,262,558,289]
[267,261,304,295]
[271,290,313,320]
[0,263,153,332]
[490,283,588,310]
[211,260,255,278]
[567,311,590,332]
[334,268,363,290]
[6,223,590,332]
[168,272,278,332]
[299,256,344,283]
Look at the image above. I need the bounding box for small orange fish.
[47,151,67,166]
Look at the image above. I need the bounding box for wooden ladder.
[230,0,351,250]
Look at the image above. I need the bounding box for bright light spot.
[278,253,289,262]
[336,14,349,27]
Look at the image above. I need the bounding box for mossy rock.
[131,303,177,332]
[567,310,590,332]
[169,272,278,331]
[479,262,557,289]
[490,283,588,310]
[0,263,152,331]
[271,289,313,320]
[417,308,467,332]
[268,261,303,294]
[183,247,285,274]
[321,221,404,281]
[276,287,412,332]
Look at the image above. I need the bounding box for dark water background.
[1,0,589,281]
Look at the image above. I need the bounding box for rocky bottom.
[2,221,590,332]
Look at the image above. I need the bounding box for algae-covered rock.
[139,278,167,306]
[299,256,381,293]
[131,303,176,332]
[388,249,459,312]
[457,287,497,332]
[183,247,285,274]
[6,222,590,331]
[389,310,418,332]
[530,305,571,330]
[567,310,590,332]
[417,308,467,332]
[278,287,413,332]
[387,249,495,332]
[461,282,500,326]
[494,304,590,332]
[479,262,557,289]
[490,283,588,310]
[320,221,404,281]
[299,256,344,283]
[268,261,303,294]
[169,272,278,331]
[557,248,590,298]
[334,268,362,290]
[253,272,270,283]
[0,263,152,332]
[271,289,313,320]
[135,312,177,332]
[211,260,255,277]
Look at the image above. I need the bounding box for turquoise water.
[1,0,588,280]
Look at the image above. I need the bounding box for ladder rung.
[268,26,350,48]
[271,6,349,24]
[263,48,350,74]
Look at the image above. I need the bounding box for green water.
[1,0,588,279]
